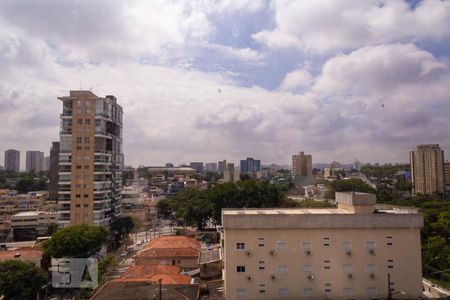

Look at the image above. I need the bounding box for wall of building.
[223,227,422,300]
[135,256,198,269]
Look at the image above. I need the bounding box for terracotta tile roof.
[145,236,200,250]
[113,264,191,285]
[0,247,43,259]
[137,236,200,259]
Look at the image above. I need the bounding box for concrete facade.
[4,149,20,172]
[222,192,423,300]
[57,91,123,227]
[292,151,312,176]
[410,144,445,195]
[444,161,450,193]
[25,151,44,173]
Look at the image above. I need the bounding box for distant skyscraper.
[189,162,204,173]
[240,157,261,174]
[44,156,50,171]
[353,159,361,171]
[443,161,450,194]
[4,149,20,172]
[218,160,227,173]
[292,151,312,176]
[48,142,60,201]
[410,144,444,195]
[57,91,123,227]
[205,162,218,172]
[26,151,44,173]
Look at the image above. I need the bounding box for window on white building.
[367,287,378,297]
[366,264,377,273]
[236,242,245,250]
[343,288,353,297]
[278,288,288,297]
[258,260,265,270]
[277,265,288,273]
[301,241,312,250]
[303,288,313,297]
[258,283,266,294]
[276,240,288,250]
[236,266,246,273]
[302,264,313,273]
[258,237,265,247]
[323,237,331,246]
[236,288,246,299]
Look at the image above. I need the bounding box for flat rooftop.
[223,208,351,215]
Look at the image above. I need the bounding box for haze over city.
[1,0,450,167]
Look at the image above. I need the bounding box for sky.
[1,0,450,168]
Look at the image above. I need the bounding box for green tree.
[0,260,47,300]
[43,224,108,258]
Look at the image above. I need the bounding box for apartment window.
[342,264,352,273]
[95,119,101,126]
[84,137,90,144]
[341,241,352,250]
[85,119,90,125]
[236,266,246,273]
[366,264,377,273]
[77,119,83,125]
[236,242,245,250]
[386,236,393,246]
[236,288,246,299]
[323,237,331,246]
[76,137,82,143]
[75,194,81,198]
[367,287,378,298]
[324,260,331,270]
[343,288,353,297]
[76,146,82,150]
[278,288,288,298]
[301,241,312,251]
[258,237,265,247]
[387,259,394,269]
[365,240,376,250]
[83,204,89,207]
[258,260,265,270]
[276,240,288,250]
[75,204,81,208]
[303,288,313,297]
[277,265,288,273]
[258,283,266,294]
[302,264,313,273]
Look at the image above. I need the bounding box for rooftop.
[113,265,191,285]
[199,249,221,264]
[137,236,201,259]
[0,247,43,259]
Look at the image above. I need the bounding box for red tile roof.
[136,236,200,259]
[113,264,191,285]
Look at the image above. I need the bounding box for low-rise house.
[135,236,201,269]
[11,211,57,241]
[199,248,222,279]
[91,264,199,300]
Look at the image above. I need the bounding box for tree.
[0,260,47,300]
[43,224,108,258]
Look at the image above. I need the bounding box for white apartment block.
[222,192,423,300]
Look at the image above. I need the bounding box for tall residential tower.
[292,151,312,176]
[4,149,20,172]
[57,91,123,227]
[410,144,444,195]
[26,151,44,173]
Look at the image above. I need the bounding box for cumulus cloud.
[279,69,313,91]
[253,0,450,53]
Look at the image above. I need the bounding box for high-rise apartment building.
[218,160,227,173]
[222,192,423,300]
[189,162,204,173]
[4,149,20,172]
[57,91,123,228]
[444,161,450,193]
[48,142,60,201]
[205,162,218,173]
[26,151,44,173]
[292,151,312,176]
[44,156,50,171]
[240,157,261,174]
[410,144,444,195]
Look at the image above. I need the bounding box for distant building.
[11,211,57,241]
[444,161,450,193]
[410,144,445,195]
[43,156,50,171]
[222,192,423,300]
[205,162,218,172]
[240,157,261,174]
[26,151,44,173]
[353,159,361,171]
[4,149,20,172]
[48,142,60,201]
[189,162,204,173]
[135,236,201,269]
[57,91,123,228]
[218,160,227,173]
[292,151,312,176]
[330,160,341,170]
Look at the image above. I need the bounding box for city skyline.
[1,1,450,166]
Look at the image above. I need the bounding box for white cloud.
[253,0,450,53]
[279,69,313,91]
